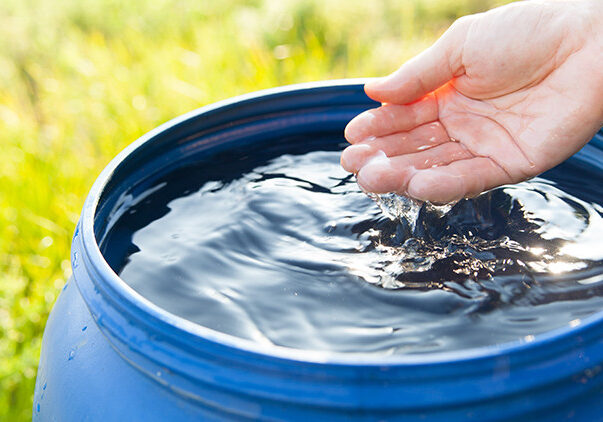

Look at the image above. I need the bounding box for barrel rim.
[77,78,603,367]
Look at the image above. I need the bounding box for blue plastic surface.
[34,80,603,421]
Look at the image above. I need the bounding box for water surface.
[104,149,603,354]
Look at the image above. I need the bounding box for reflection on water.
[363,181,602,290]
[105,149,603,354]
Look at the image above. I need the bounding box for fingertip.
[364,76,399,102]
[364,78,385,99]
[340,144,374,173]
[344,110,376,144]
[356,152,398,194]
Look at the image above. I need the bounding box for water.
[102,149,603,355]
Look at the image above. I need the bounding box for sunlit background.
[0,0,513,419]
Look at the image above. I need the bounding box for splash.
[363,189,453,234]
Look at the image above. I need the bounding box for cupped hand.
[342,0,603,203]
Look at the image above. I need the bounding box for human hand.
[341,0,603,203]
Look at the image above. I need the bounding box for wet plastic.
[34,81,603,421]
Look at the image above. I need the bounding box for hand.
[341,0,603,203]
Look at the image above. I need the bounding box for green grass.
[0,0,512,419]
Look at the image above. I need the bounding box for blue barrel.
[34,81,603,421]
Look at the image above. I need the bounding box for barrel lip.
[76,78,603,368]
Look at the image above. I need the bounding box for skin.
[341,0,603,203]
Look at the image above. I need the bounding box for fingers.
[344,95,438,143]
[364,16,470,105]
[355,155,511,204]
[341,121,450,172]
[406,158,512,203]
[355,142,474,194]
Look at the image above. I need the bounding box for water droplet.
[82,326,87,332]
[37,403,40,412]
[365,192,421,230]
[43,382,47,390]
[68,350,75,361]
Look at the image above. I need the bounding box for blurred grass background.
[0,0,512,419]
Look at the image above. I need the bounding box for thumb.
[365,16,471,105]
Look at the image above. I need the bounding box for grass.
[0,0,512,419]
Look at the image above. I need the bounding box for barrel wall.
[33,81,603,421]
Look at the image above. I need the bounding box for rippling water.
[105,149,603,354]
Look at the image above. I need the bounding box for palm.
[435,79,569,183]
[341,0,602,203]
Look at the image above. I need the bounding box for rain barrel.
[34,81,603,421]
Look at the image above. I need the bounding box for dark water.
[104,149,603,355]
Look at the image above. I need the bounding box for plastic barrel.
[33,81,603,421]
